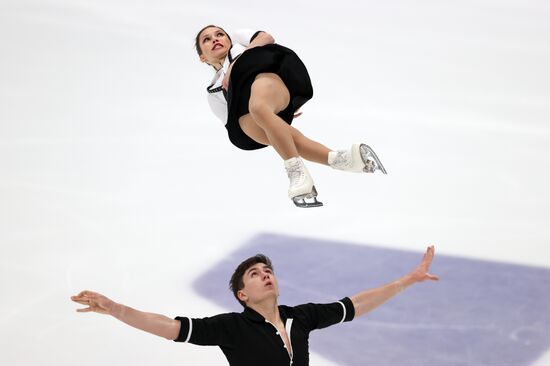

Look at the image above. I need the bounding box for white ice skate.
[329,144,387,174]
[284,157,323,208]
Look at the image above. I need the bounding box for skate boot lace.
[331,150,351,169]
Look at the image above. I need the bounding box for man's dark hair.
[229,254,273,307]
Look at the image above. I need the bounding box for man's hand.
[71,290,115,315]
[351,245,439,317]
[71,290,181,340]
[408,245,439,284]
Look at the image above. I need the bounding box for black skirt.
[225,44,313,151]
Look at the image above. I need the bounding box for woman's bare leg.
[245,73,299,159]
[239,72,332,164]
[290,127,331,165]
[239,114,331,165]
[238,73,387,178]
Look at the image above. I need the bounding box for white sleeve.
[230,29,262,47]
[207,93,228,124]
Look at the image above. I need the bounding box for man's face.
[238,263,279,306]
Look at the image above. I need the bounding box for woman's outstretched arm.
[351,245,439,318]
[71,291,181,340]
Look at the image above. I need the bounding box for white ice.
[1,0,549,365]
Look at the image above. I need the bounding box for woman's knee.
[250,74,290,114]
[239,114,270,145]
[248,100,274,123]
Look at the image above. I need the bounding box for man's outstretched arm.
[71,291,181,340]
[351,245,439,318]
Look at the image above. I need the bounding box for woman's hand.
[222,32,275,90]
[71,290,115,315]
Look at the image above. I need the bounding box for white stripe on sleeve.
[337,301,346,323]
[184,317,193,343]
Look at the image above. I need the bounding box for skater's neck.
[212,58,224,71]
[248,299,281,324]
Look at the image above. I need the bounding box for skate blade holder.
[360,144,387,175]
[292,187,323,208]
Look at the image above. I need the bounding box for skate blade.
[292,187,323,208]
[360,144,387,174]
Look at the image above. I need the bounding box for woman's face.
[198,27,231,65]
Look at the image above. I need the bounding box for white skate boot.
[284,157,323,208]
[328,144,387,174]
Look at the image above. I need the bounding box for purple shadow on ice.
[192,233,550,366]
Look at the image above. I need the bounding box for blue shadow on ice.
[193,233,550,366]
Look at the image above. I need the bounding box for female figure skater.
[196,26,386,208]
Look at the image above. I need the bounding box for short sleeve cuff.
[338,297,355,322]
[173,316,192,342]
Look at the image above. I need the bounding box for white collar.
[208,44,245,86]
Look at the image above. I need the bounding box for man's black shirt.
[174,297,355,366]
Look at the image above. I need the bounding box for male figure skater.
[71,246,438,366]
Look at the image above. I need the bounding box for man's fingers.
[413,246,438,282]
[72,299,90,306]
[72,291,105,313]
[76,290,96,298]
[426,254,433,262]
[423,247,435,264]
[71,294,92,301]
[425,246,434,257]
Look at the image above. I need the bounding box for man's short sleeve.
[293,297,355,332]
[231,29,264,47]
[173,313,236,347]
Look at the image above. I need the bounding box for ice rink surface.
[1,0,549,365]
